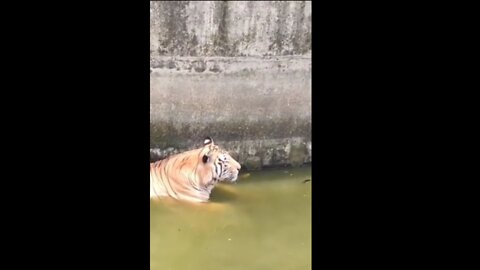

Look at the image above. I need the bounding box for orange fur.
[150,139,241,203]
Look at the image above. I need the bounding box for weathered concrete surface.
[150,1,311,170]
[150,1,311,57]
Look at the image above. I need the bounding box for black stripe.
[217,161,223,178]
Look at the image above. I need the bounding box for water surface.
[150,165,311,270]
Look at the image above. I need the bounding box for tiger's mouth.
[220,173,238,183]
[227,173,239,182]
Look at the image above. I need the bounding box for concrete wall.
[150,1,311,57]
[150,1,311,170]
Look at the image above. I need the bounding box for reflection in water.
[150,165,311,270]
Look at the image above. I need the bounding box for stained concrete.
[150,1,311,169]
[150,1,311,57]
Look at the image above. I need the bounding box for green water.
[150,165,311,270]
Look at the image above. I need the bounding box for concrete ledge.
[150,55,310,75]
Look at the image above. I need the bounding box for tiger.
[150,137,241,203]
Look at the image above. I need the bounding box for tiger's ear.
[203,137,214,146]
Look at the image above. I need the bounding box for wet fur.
[150,139,241,203]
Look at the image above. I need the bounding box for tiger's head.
[200,137,241,184]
